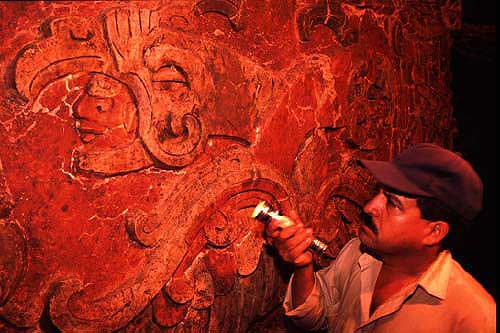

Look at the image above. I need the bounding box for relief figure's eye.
[152,64,189,90]
[94,98,114,113]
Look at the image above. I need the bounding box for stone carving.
[194,0,246,30]
[12,8,210,174]
[0,160,29,326]
[114,149,293,332]
[296,0,394,45]
[0,159,14,219]
[72,72,154,175]
[0,220,27,310]
[296,0,352,44]
[0,1,459,332]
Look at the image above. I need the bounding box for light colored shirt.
[284,238,496,333]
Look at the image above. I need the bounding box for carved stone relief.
[0,1,459,332]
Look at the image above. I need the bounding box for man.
[266,143,496,332]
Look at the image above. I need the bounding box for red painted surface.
[0,1,460,332]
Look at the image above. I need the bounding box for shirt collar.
[358,247,453,300]
[358,251,380,271]
[417,250,453,300]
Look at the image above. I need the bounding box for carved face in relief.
[144,38,204,117]
[73,73,137,147]
[138,34,212,159]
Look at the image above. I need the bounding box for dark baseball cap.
[359,143,483,220]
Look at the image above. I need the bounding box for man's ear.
[423,221,450,246]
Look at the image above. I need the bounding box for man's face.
[359,187,430,255]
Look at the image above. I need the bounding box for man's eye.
[387,198,402,210]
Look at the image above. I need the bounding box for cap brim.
[359,159,432,197]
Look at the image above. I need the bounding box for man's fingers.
[274,228,314,265]
[288,235,313,258]
[263,215,316,268]
[293,252,313,267]
[288,209,302,224]
[278,224,301,240]
[280,228,311,251]
[267,219,283,234]
[265,219,287,239]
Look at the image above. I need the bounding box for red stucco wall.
[0,1,460,332]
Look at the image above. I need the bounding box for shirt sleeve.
[283,273,329,331]
[282,238,361,331]
[456,299,496,333]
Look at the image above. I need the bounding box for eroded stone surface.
[0,1,459,332]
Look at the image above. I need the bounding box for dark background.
[451,0,496,299]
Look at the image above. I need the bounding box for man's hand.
[265,214,314,268]
[265,212,316,308]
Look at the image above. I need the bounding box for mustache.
[360,212,378,234]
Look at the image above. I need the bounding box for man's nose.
[363,191,383,217]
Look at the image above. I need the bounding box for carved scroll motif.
[45,146,294,332]
[296,0,362,46]
[0,159,29,326]
[194,0,246,30]
[128,152,294,330]
[0,220,27,308]
[296,1,346,42]
[151,290,190,328]
[207,248,284,332]
[125,208,162,247]
[296,0,399,47]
